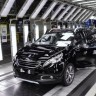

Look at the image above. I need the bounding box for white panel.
[58,25,61,29]
[69,8,81,21]
[68,24,71,29]
[17,0,34,18]
[73,25,75,29]
[79,11,90,22]
[10,25,17,58]
[0,0,15,17]
[63,25,66,29]
[35,25,39,40]
[41,1,57,19]
[51,4,64,20]
[0,36,3,61]
[23,24,29,46]
[74,9,86,22]
[57,5,72,21]
[44,25,47,34]
[63,7,77,21]
[30,0,48,19]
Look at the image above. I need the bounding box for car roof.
[47,28,74,33]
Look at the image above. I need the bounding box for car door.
[84,30,96,55]
[74,30,95,67]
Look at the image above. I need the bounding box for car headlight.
[43,53,63,67]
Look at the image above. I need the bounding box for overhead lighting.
[10,25,17,58]
[63,7,77,21]
[0,0,15,17]
[88,5,96,7]
[30,0,47,19]
[17,0,34,18]
[23,24,29,46]
[90,16,96,19]
[41,1,57,19]
[57,5,72,20]
[81,3,96,6]
[69,8,82,21]
[78,1,96,4]
[51,4,64,20]
[0,36,3,61]
[79,11,90,21]
[72,0,84,2]
[74,9,86,21]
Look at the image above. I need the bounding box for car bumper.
[14,67,63,84]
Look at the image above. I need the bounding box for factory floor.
[0,62,96,96]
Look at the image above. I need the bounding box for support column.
[23,23,29,46]
[30,19,35,42]
[0,31,3,61]
[37,20,44,38]
[43,22,47,34]
[9,24,17,59]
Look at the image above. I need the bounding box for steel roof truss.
[63,6,77,21]
[30,0,48,19]
[41,1,57,20]
[0,0,15,17]
[79,10,90,21]
[69,8,81,21]
[82,12,94,22]
[17,0,34,18]
[74,9,86,21]
[57,5,72,20]
[51,4,64,20]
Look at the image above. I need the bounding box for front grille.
[18,59,40,68]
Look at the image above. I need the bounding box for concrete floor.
[0,54,96,96]
[0,63,96,96]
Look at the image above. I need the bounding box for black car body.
[13,28,96,86]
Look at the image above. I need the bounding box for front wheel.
[62,63,75,86]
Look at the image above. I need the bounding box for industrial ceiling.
[64,0,96,10]
[0,0,95,23]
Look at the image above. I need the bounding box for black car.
[13,28,96,86]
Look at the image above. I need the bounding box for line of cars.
[13,28,96,86]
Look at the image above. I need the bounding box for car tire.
[62,63,75,86]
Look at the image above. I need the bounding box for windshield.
[35,32,74,47]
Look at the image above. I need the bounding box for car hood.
[17,44,64,61]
